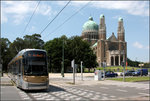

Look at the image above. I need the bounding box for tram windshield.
[24,51,48,76]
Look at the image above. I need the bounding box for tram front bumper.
[23,81,49,90]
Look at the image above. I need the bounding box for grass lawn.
[107,76,150,82]
[96,66,142,72]
[84,66,150,73]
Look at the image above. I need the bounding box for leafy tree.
[143,63,150,68]
[9,37,25,57]
[44,35,98,73]
[44,36,68,72]
[67,36,97,72]
[127,58,141,67]
[0,38,11,72]
[24,34,44,49]
[9,34,44,58]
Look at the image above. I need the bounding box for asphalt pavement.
[0,73,149,100]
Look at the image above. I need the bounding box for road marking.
[110,96,116,98]
[116,89,128,92]
[100,87,108,89]
[138,93,149,96]
[23,98,30,100]
[102,94,108,96]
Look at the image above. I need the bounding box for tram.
[8,49,49,90]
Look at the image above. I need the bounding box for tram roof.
[19,49,46,55]
[8,49,46,65]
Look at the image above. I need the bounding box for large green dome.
[82,17,98,31]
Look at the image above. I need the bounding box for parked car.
[132,69,148,76]
[104,71,118,77]
[120,70,135,76]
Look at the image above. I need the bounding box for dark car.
[120,70,135,76]
[104,71,118,77]
[132,69,148,76]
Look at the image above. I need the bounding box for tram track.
[50,82,97,100]
[23,82,92,100]
[26,93,36,101]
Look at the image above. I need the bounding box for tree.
[67,36,98,72]
[44,35,98,73]
[127,58,141,67]
[24,34,44,49]
[9,37,25,57]
[0,38,11,72]
[44,36,68,72]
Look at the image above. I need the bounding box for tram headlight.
[24,77,28,81]
[47,78,49,81]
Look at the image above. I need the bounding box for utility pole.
[0,31,2,76]
[123,62,125,82]
[122,55,125,82]
[81,61,83,81]
[61,39,64,77]
[103,62,106,80]
[71,59,75,84]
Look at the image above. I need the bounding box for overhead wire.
[42,0,92,40]
[39,0,71,35]
[22,0,41,36]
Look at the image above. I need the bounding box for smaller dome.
[118,17,123,21]
[89,16,93,21]
[100,14,104,18]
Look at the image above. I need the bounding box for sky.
[1,1,149,62]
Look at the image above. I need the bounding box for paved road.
[5,78,148,101]
[1,74,149,100]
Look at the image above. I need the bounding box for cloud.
[66,1,149,16]
[133,42,149,49]
[1,1,53,25]
[92,1,149,16]
[1,10,8,23]
[133,42,143,49]
[1,1,149,24]
[56,1,69,6]
[145,46,149,49]
[29,26,36,33]
[36,3,52,16]
[112,15,123,19]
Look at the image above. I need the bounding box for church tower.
[117,17,125,41]
[99,14,106,40]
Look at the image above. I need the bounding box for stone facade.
[81,15,127,67]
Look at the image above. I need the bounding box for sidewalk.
[1,74,24,100]
[0,73,13,86]
[49,73,94,78]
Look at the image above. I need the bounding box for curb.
[0,83,13,86]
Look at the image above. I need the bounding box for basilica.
[81,14,127,67]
